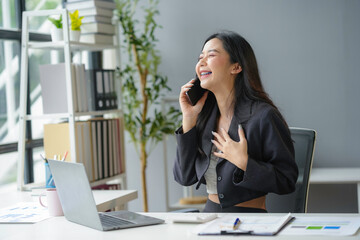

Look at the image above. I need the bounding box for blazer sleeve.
[233,108,298,194]
[173,126,199,186]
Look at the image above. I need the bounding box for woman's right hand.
[179,79,208,133]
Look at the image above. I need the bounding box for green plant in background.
[117,0,181,212]
[69,10,83,31]
[48,15,62,29]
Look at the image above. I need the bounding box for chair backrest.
[266,127,316,213]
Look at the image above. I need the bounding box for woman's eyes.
[198,55,216,61]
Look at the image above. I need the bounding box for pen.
[40,154,48,163]
[233,218,241,230]
[62,151,68,161]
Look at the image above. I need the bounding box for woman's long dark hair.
[196,31,287,149]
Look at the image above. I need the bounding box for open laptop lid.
[48,160,103,230]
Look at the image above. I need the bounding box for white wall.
[123,0,360,212]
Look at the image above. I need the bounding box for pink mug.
[39,188,64,216]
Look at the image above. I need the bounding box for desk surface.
[0,212,359,240]
[0,190,138,212]
[310,168,360,184]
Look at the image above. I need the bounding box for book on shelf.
[39,63,77,114]
[90,120,98,180]
[91,183,121,190]
[76,7,114,17]
[43,117,125,182]
[103,120,109,178]
[74,64,89,112]
[86,68,118,111]
[117,117,125,174]
[66,0,116,10]
[43,122,77,162]
[80,33,114,44]
[82,22,115,35]
[82,15,112,24]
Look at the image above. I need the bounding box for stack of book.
[43,117,126,182]
[65,0,117,44]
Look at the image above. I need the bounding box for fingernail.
[238,124,242,130]
[211,139,214,143]
[211,131,215,135]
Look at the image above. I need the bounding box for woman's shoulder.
[234,98,285,125]
[252,101,280,117]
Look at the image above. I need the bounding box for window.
[0,0,62,192]
[0,0,18,29]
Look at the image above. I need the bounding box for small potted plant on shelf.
[48,15,63,42]
[69,10,84,42]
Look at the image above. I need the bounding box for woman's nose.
[198,56,207,66]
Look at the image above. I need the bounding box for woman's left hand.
[211,125,248,171]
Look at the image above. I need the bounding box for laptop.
[48,160,164,231]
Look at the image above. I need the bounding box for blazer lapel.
[201,105,218,160]
[219,98,254,165]
[200,98,254,165]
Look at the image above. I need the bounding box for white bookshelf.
[17,9,125,191]
[28,41,116,51]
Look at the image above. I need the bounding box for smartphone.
[186,77,206,106]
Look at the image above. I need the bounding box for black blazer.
[173,98,298,209]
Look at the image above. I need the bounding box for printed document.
[280,216,360,236]
[0,202,50,223]
[196,213,293,235]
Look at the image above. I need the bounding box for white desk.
[0,190,138,212]
[0,212,359,240]
[310,168,360,212]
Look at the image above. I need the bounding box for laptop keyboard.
[99,213,134,228]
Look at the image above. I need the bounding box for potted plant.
[48,15,63,41]
[69,10,83,42]
[117,0,181,212]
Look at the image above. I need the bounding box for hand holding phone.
[186,77,206,106]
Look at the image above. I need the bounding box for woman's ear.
[231,63,242,74]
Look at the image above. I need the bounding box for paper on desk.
[195,213,293,235]
[0,202,51,223]
[280,216,360,236]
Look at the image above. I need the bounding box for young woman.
[173,31,298,213]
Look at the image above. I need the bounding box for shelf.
[25,109,122,120]
[90,173,126,187]
[20,173,126,192]
[75,109,122,117]
[18,9,125,192]
[28,41,117,52]
[21,182,47,191]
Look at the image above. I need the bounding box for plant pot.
[70,30,81,42]
[51,27,63,42]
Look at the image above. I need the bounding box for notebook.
[48,160,164,231]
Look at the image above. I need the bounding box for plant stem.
[131,39,150,212]
[140,144,148,212]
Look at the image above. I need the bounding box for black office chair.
[266,127,316,213]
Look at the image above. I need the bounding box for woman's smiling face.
[195,38,239,93]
